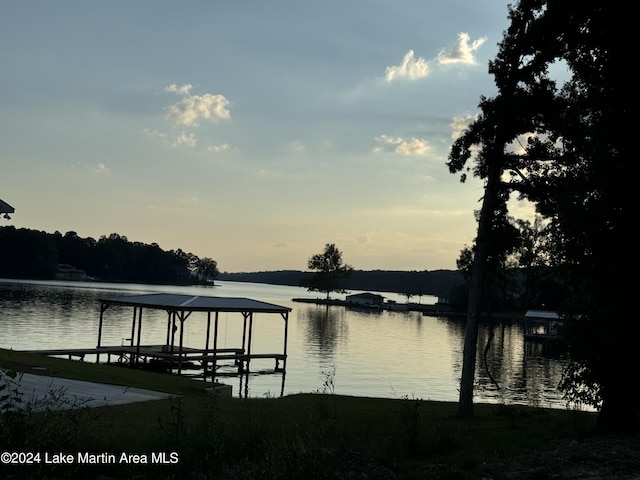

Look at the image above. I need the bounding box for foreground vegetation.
[1,349,612,479]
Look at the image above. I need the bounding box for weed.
[157,395,189,447]
[313,365,339,437]
[386,395,467,461]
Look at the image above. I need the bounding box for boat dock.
[20,292,292,383]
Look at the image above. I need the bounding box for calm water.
[0,279,570,409]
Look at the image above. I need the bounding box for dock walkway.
[22,345,286,376]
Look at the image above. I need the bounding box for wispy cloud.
[164,84,231,126]
[385,50,429,82]
[438,33,486,65]
[173,132,197,148]
[92,163,110,175]
[373,135,431,155]
[207,143,232,153]
[165,83,193,95]
[143,128,167,139]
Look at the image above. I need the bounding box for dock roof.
[524,310,560,320]
[100,293,291,314]
[0,198,14,214]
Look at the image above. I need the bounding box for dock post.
[245,313,254,373]
[213,312,219,381]
[204,311,211,378]
[96,302,106,364]
[282,311,289,372]
[135,307,143,367]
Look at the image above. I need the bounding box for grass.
[1,348,599,479]
[0,347,206,395]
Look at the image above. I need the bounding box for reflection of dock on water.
[21,293,292,392]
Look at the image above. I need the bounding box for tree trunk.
[457,166,502,418]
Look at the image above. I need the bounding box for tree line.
[220,268,467,300]
[0,227,219,285]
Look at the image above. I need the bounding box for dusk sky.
[0,1,533,273]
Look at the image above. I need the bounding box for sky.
[0,1,530,273]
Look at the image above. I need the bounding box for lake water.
[0,278,571,409]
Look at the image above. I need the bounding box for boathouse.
[345,292,384,308]
[523,309,563,340]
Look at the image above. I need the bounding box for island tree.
[302,243,353,300]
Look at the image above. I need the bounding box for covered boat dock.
[523,309,563,341]
[24,293,292,382]
[97,293,292,378]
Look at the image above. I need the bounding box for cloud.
[373,135,431,155]
[165,83,193,95]
[450,114,478,140]
[143,128,167,139]
[164,84,230,126]
[207,143,232,153]
[437,33,486,65]
[383,33,484,83]
[173,132,197,148]
[92,163,110,175]
[385,50,429,82]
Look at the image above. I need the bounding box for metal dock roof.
[99,293,291,313]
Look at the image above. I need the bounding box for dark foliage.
[0,227,215,285]
[448,0,640,431]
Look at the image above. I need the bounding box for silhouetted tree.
[0,227,58,279]
[194,257,219,283]
[302,243,353,300]
[449,0,640,432]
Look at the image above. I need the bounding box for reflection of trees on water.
[298,305,348,356]
[475,321,520,403]
[472,319,566,407]
[521,341,567,408]
[440,313,565,406]
[1,282,106,324]
[444,316,466,373]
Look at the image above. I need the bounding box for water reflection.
[299,304,348,356]
[472,318,569,409]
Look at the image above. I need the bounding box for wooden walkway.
[21,345,286,377]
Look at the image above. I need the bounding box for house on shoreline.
[346,292,384,310]
[55,264,88,281]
